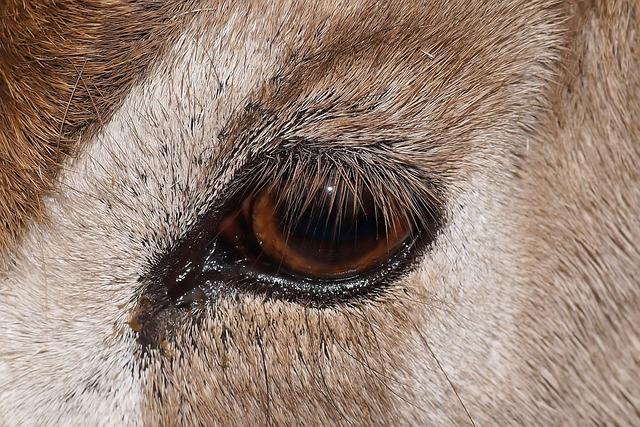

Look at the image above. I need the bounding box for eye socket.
[245,183,412,279]
[162,162,440,308]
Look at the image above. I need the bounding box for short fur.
[0,0,638,425]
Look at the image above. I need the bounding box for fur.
[0,0,196,252]
[0,0,638,425]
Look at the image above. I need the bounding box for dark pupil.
[275,189,382,265]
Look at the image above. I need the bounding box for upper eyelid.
[228,142,437,197]
[213,146,446,242]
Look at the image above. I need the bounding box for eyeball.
[248,182,412,279]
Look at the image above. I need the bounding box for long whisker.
[57,59,86,149]
[420,334,476,427]
[256,330,273,426]
[332,336,425,414]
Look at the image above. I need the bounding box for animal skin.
[0,0,638,425]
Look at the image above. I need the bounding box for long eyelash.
[234,148,444,242]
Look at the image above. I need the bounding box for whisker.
[420,334,477,427]
[256,330,273,426]
[57,59,86,149]
[332,334,425,415]
[302,313,357,425]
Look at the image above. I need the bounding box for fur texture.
[0,0,196,252]
[0,0,638,425]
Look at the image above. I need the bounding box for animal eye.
[163,166,438,308]
[234,182,412,280]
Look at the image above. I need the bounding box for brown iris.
[228,183,412,279]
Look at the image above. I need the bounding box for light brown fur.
[0,0,638,425]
